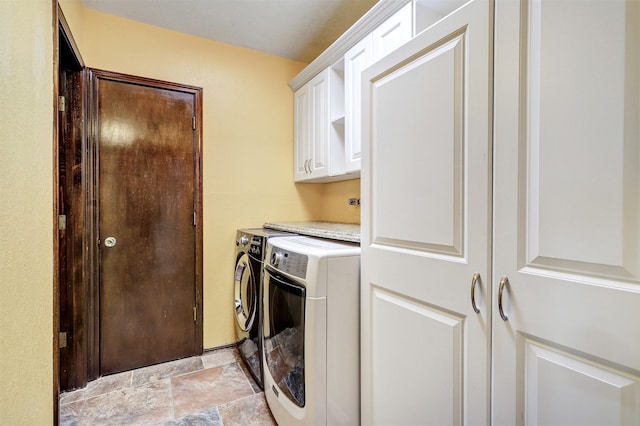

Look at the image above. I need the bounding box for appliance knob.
[240,236,249,246]
[271,251,283,266]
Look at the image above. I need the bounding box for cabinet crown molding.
[288,0,410,91]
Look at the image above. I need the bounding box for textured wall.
[58,4,323,348]
[0,0,54,424]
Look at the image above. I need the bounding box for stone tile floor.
[59,346,277,426]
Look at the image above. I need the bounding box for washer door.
[234,253,256,332]
[263,266,306,407]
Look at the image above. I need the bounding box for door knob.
[104,236,117,248]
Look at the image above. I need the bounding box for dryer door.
[234,253,256,332]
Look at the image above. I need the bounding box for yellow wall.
[321,179,361,224]
[58,2,360,349]
[0,0,54,424]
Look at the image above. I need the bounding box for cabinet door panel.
[372,2,413,61]
[374,35,463,254]
[345,36,373,173]
[294,85,310,181]
[371,287,463,425]
[310,72,329,177]
[493,0,640,424]
[522,338,640,426]
[361,1,491,424]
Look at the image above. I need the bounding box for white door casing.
[492,0,640,424]
[361,1,491,424]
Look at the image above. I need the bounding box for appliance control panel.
[270,248,308,279]
[248,236,263,258]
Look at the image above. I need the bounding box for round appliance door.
[234,253,256,332]
[263,266,306,407]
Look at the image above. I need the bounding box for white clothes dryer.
[262,236,360,425]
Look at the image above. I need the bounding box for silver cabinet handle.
[498,276,509,321]
[303,159,309,173]
[471,272,481,314]
[104,236,117,248]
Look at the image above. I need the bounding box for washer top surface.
[268,235,360,257]
[237,227,295,238]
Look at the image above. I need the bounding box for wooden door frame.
[86,69,204,377]
[54,0,86,421]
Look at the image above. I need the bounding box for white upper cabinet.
[345,2,413,174]
[291,1,415,182]
[294,64,348,182]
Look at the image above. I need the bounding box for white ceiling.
[83,0,379,63]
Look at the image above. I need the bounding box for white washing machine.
[262,236,360,425]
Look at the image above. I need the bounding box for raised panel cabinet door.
[309,69,330,178]
[493,0,640,424]
[345,35,374,173]
[371,1,413,61]
[361,1,491,424]
[294,84,311,181]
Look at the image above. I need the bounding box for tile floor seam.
[238,361,261,395]
[75,371,162,404]
[168,375,176,422]
[152,362,205,381]
[217,391,263,410]
[237,362,259,394]
[62,384,128,405]
[216,406,225,426]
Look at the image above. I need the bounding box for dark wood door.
[58,67,86,390]
[93,71,202,375]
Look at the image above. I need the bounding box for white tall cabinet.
[361,1,491,423]
[492,0,640,424]
[361,0,640,424]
